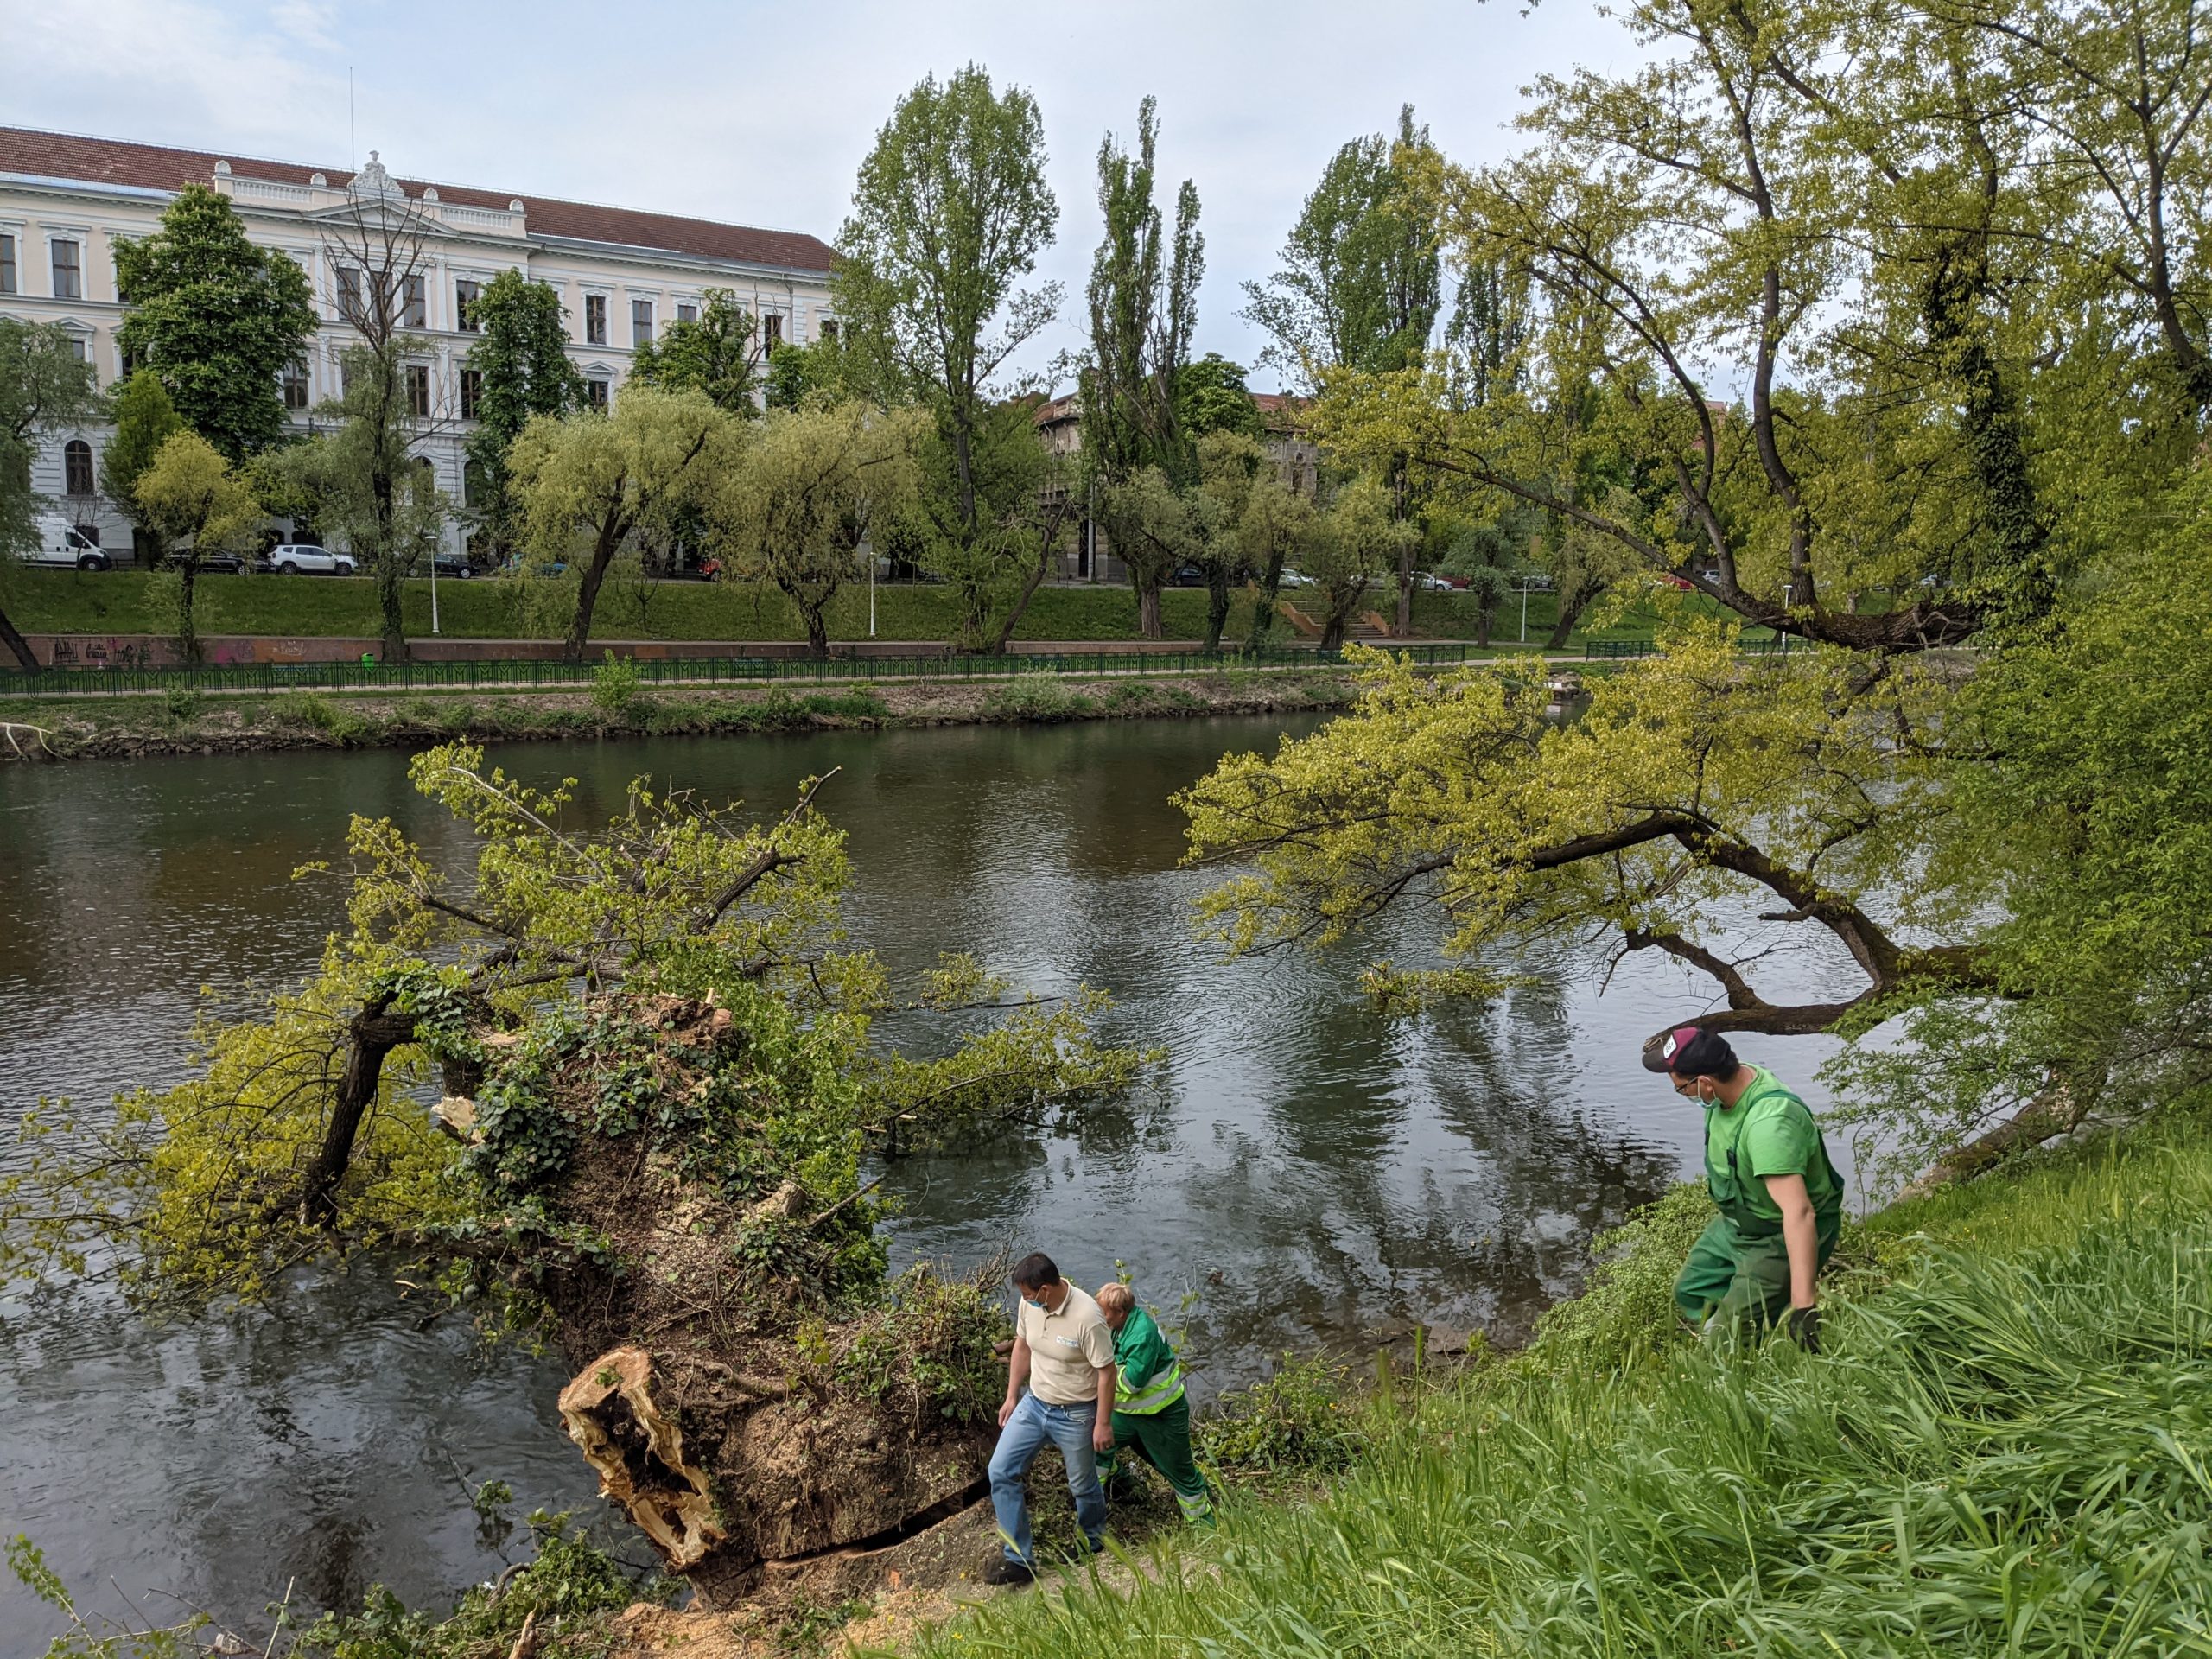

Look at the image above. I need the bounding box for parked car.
[259,543,357,575]
[189,548,248,575]
[21,517,111,570]
[1418,572,1459,591]
[432,550,480,579]
[1169,563,1208,588]
[1276,568,1314,588]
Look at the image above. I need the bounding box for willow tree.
[0,744,1144,1309]
[507,387,741,661]
[710,400,927,657]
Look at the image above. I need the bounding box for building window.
[283,358,309,410]
[336,266,365,324]
[402,274,427,328]
[584,294,607,345]
[455,278,480,331]
[460,368,482,420]
[463,460,488,509]
[676,301,697,325]
[67,336,88,363]
[64,440,94,497]
[632,299,653,346]
[762,312,784,348]
[51,238,82,299]
[0,233,16,295]
[818,318,838,342]
[407,364,431,417]
[585,377,609,410]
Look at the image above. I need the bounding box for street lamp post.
[1520,580,1530,644]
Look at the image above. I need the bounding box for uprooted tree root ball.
[438,992,1006,1597]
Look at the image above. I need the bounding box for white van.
[22,517,111,571]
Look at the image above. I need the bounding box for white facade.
[0,131,836,561]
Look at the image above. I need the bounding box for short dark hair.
[1670,1029,1738,1080]
[1010,1252,1061,1292]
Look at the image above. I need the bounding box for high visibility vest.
[1113,1307,1187,1415]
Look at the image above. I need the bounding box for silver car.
[262,543,357,576]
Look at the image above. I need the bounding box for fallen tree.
[1,742,1149,1591]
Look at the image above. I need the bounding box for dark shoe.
[1104,1471,1141,1503]
[981,1558,1035,1588]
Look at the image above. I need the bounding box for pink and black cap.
[1641,1024,1738,1077]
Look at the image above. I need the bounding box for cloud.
[10,0,1630,384]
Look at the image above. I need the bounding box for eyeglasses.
[1671,1079,1700,1098]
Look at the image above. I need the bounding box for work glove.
[1785,1305,1822,1355]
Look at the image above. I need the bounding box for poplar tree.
[836,65,1067,652]
[463,270,586,558]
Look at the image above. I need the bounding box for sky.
[3,0,1641,391]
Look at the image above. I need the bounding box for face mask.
[1021,1294,1046,1310]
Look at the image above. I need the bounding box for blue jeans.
[987,1391,1107,1565]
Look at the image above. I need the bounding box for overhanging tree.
[99,369,185,569]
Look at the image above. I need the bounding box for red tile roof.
[0,126,836,274]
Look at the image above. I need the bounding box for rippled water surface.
[0,717,1855,1651]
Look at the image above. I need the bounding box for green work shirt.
[1112,1306,1186,1414]
[1703,1068,1844,1230]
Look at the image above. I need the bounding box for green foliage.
[8,1535,204,1659]
[1175,353,1263,441]
[629,288,760,415]
[2,743,1146,1321]
[588,651,640,715]
[507,386,742,658]
[303,1511,664,1659]
[1520,1180,1713,1373]
[764,335,855,410]
[0,317,105,666]
[111,184,316,462]
[267,338,450,656]
[835,65,1065,648]
[1194,1353,1365,1475]
[1241,105,1446,388]
[982,676,1095,721]
[132,430,263,662]
[99,371,185,558]
[709,400,927,655]
[830,1263,1007,1425]
[463,269,586,556]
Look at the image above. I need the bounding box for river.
[0,715,1857,1648]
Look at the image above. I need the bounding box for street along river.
[0,715,1856,1643]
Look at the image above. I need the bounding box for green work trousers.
[1097,1396,1215,1527]
[1673,1211,1840,1337]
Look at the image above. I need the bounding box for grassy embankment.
[9,569,1673,648]
[880,1101,2212,1657]
[0,666,1365,761]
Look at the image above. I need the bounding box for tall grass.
[894,1112,2212,1657]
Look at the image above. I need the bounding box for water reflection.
[0,715,1852,1649]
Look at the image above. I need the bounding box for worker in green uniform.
[1092,1282,1215,1528]
[1643,1025,1845,1350]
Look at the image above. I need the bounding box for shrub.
[983,676,1093,721]
[1522,1179,1712,1374]
[589,651,642,716]
[1195,1352,1365,1475]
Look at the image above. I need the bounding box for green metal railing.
[11,643,1477,697]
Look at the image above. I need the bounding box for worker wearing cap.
[1644,1025,1844,1349]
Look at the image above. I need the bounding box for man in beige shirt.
[983,1251,1116,1586]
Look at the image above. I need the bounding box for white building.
[0,126,837,561]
